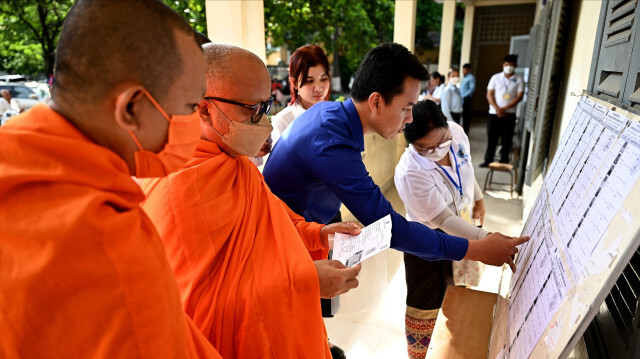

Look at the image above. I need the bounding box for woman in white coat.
[394,100,488,359]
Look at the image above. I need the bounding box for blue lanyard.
[436,146,463,196]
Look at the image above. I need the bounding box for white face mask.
[449,77,460,85]
[422,145,449,162]
[503,66,515,75]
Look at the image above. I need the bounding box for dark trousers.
[321,211,343,317]
[450,112,461,126]
[462,96,473,134]
[484,113,516,164]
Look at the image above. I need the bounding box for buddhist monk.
[140,43,362,358]
[0,1,220,358]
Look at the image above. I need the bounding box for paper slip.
[332,215,392,267]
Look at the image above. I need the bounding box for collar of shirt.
[342,98,365,152]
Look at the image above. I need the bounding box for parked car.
[0,82,47,110]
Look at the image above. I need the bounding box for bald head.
[202,43,267,96]
[53,0,199,105]
[0,90,10,101]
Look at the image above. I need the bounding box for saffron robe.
[141,139,331,359]
[0,105,220,359]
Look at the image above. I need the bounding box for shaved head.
[0,90,9,100]
[53,0,198,104]
[202,43,266,95]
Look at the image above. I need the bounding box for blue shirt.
[460,73,476,98]
[263,99,469,261]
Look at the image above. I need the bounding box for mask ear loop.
[140,88,171,121]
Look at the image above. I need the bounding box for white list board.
[489,95,640,359]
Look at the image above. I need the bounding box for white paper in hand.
[333,214,392,267]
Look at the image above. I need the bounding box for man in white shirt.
[0,89,20,114]
[479,54,524,167]
[440,69,463,124]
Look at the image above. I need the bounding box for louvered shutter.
[589,0,640,105]
[526,0,572,185]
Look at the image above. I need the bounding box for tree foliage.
[162,0,207,34]
[0,0,206,78]
[264,0,394,86]
[0,0,72,78]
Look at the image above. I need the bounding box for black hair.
[447,68,459,78]
[431,71,444,84]
[195,31,212,46]
[503,54,518,64]
[403,100,449,144]
[351,43,429,104]
[463,63,472,70]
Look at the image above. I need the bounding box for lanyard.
[503,76,513,91]
[436,146,463,196]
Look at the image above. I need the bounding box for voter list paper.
[332,214,392,267]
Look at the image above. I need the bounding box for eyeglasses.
[204,96,274,123]
[413,129,452,156]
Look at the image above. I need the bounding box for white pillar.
[204,0,266,62]
[460,4,475,67]
[393,0,418,52]
[438,0,456,74]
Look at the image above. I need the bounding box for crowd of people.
[0,1,529,359]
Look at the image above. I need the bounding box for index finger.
[345,221,363,230]
[512,236,530,246]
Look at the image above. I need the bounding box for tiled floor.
[326,117,525,358]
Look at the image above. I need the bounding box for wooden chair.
[483,147,519,198]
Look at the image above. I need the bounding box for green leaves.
[264,0,395,85]
[0,0,72,77]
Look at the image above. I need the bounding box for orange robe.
[141,139,331,359]
[0,104,220,359]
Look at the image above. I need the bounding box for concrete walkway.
[325,115,525,358]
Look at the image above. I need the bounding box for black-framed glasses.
[204,96,274,123]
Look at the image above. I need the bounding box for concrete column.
[438,0,457,74]
[204,0,267,62]
[459,4,475,68]
[393,0,417,52]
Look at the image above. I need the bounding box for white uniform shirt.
[440,84,463,122]
[431,83,445,100]
[270,101,306,145]
[487,72,524,114]
[394,122,477,227]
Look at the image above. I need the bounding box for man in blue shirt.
[460,63,476,134]
[264,43,527,268]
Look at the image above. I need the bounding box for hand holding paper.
[332,215,392,267]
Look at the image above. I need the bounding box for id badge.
[459,206,473,225]
[502,93,511,100]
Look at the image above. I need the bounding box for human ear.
[368,92,382,113]
[114,86,146,131]
[197,99,212,124]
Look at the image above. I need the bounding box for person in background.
[141,43,362,359]
[479,54,524,167]
[439,69,462,124]
[0,89,20,114]
[460,63,476,134]
[0,0,221,357]
[271,44,330,145]
[422,71,445,104]
[394,101,489,358]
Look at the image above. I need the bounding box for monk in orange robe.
[0,1,219,358]
[141,43,362,358]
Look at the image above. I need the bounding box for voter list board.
[488,95,640,359]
